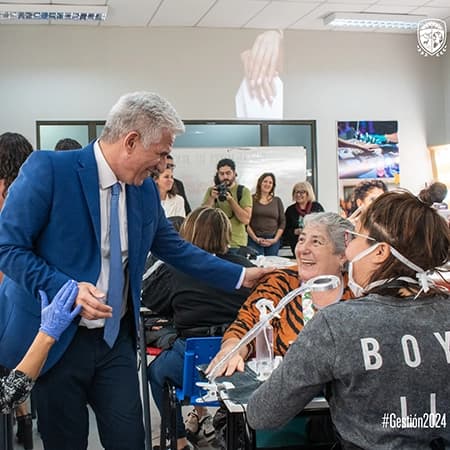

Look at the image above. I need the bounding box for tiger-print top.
[223,266,352,356]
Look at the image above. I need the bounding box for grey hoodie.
[247,294,450,449]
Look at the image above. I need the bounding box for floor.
[13,404,218,450]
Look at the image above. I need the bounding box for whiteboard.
[171,146,307,211]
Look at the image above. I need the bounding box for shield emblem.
[417,19,447,56]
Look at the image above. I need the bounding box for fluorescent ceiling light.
[0,4,108,22]
[324,12,427,30]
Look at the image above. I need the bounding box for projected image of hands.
[236,30,284,119]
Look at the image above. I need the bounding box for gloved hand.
[39,280,82,341]
[358,132,387,145]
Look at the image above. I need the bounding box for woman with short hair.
[209,212,353,376]
[284,181,324,256]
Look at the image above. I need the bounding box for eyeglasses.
[344,229,377,247]
[294,190,307,195]
[166,163,176,169]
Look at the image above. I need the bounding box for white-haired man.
[0,92,270,450]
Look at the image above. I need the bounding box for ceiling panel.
[198,0,269,28]
[325,0,381,3]
[0,0,446,32]
[103,0,161,26]
[150,0,215,27]
[244,1,319,29]
[426,0,450,6]
[375,0,429,5]
[266,0,322,2]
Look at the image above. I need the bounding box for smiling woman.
[208,211,354,377]
[283,181,324,256]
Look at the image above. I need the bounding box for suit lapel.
[77,144,101,249]
[126,185,143,277]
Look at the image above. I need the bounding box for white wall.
[0,25,446,210]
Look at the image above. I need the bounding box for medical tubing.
[208,285,306,381]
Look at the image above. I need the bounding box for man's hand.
[210,185,220,200]
[75,282,112,320]
[203,185,219,207]
[242,267,274,288]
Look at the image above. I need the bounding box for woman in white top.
[155,167,186,218]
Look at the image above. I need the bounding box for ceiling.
[1,0,450,32]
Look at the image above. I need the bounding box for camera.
[215,183,229,202]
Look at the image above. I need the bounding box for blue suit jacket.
[0,144,241,372]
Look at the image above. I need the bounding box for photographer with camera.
[202,158,252,252]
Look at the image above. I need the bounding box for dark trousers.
[34,315,145,450]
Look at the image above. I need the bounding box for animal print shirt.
[223,267,352,356]
[0,370,34,414]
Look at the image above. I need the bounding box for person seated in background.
[247,172,285,256]
[1,280,80,413]
[154,167,186,218]
[246,190,450,449]
[283,181,324,256]
[419,181,448,210]
[146,207,255,450]
[141,215,185,351]
[166,154,191,215]
[347,179,387,224]
[54,138,82,151]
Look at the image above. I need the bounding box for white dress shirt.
[80,141,128,328]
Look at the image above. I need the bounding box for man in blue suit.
[0,92,269,450]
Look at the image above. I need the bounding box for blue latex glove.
[39,280,82,341]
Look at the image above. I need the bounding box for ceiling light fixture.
[0,4,108,22]
[323,12,427,31]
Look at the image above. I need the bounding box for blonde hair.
[292,181,316,202]
[180,207,231,254]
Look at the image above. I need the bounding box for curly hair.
[350,179,387,213]
[0,132,33,199]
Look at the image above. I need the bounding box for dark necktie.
[104,182,124,347]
